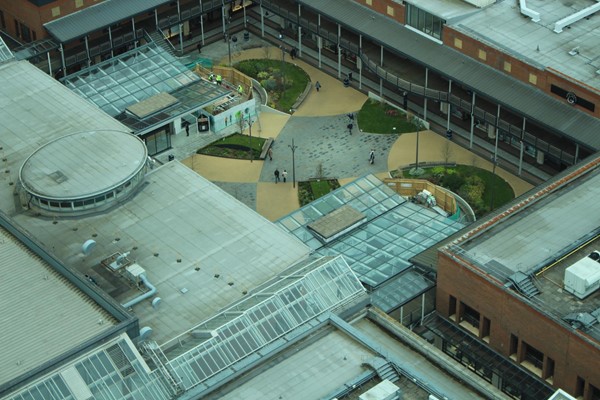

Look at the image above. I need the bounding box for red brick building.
[0,0,101,42]
[435,156,600,399]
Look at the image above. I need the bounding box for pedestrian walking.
[347,123,353,135]
[274,168,280,183]
[267,147,273,161]
[369,149,375,164]
[315,81,321,92]
[185,122,190,136]
[347,113,354,122]
[282,169,288,183]
[348,72,353,82]
[197,42,202,54]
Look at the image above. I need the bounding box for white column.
[469,91,476,148]
[447,80,452,130]
[518,141,524,176]
[379,44,384,96]
[423,68,429,120]
[337,24,341,78]
[358,34,363,90]
[297,4,302,56]
[494,104,501,160]
[199,1,205,44]
[317,15,321,68]
[177,0,183,53]
[260,5,265,37]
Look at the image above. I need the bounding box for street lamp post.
[246,108,253,163]
[288,138,298,188]
[490,155,499,210]
[280,45,286,97]
[410,116,424,176]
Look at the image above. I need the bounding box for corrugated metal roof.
[298,0,600,150]
[44,0,170,43]
[0,223,117,388]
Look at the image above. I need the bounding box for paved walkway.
[178,41,533,221]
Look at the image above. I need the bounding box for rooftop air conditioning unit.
[125,263,146,285]
[564,251,600,299]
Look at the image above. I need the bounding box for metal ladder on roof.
[139,341,184,396]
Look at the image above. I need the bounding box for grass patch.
[394,165,514,217]
[197,133,266,160]
[357,98,419,134]
[234,59,310,112]
[298,179,341,206]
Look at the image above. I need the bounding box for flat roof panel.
[0,224,117,387]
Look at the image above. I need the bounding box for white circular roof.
[20,130,147,200]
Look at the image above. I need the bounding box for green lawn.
[197,133,265,160]
[398,165,514,216]
[234,59,310,112]
[357,99,418,134]
[298,179,341,206]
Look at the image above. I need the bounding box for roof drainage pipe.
[122,274,157,309]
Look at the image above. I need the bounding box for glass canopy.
[7,334,172,400]
[0,36,14,63]
[165,255,365,391]
[277,175,465,288]
[63,43,229,128]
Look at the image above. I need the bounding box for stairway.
[365,356,401,383]
[508,271,540,298]
[148,30,179,58]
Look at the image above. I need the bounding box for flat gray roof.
[444,157,600,343]
[451,0,600,94]
[297,0,600,150]
[13,161,311,345]
[0,224,117,388]
[19,130,147,199]
[44,0,170,43]
[456,162,600,280]
[0,60,131,215]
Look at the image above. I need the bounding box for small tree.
[441,139,453,164]
[315,162,324,179]
[262,45,272,59]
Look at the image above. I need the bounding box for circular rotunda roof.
[19,130,147,200]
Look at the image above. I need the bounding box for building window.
[529,73,537,85]
[387,6,394,16]
[590,383,600,400]
[543,357,554,382]
[454,38,462,49]
[478,49,487,61]
[20,24,31,42]
[51,7,61,17]
[503,61,511,72]
[575,376,585,398]
[522,341,543,376]
[75,0,84,7]
[481,316,490,341]
[14,20,20,37]
[0,10,5,29]
[509,333,518,359]
[406,4,443,40]
[448,295,457,319]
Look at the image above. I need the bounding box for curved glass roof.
[164,255,365,391]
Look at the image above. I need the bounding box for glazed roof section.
[44,0,170,43]
[277,175,465,288]
[63,43,229,125]
[296,0,600,150]
[6,334,172,400]
[165,255,366,392]
[0,36,14,63]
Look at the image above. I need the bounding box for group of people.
[274,168,288,183]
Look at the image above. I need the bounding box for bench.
[260,137,275,160]
[290,81,312,113]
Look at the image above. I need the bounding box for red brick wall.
[353,0,405,24]
[437,251,600,396]
[0,0,101,41]
[444,27,600,118]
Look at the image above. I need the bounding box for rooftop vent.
[568,47,580,56]
[563,308,600,331]
[564,251,600,299]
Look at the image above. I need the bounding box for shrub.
[440,172,465,192]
